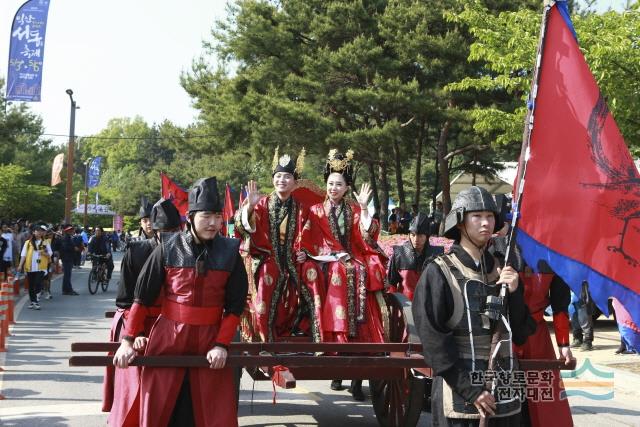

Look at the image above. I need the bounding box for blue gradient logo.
[561,359,614,400]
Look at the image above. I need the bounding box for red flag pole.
[505,3,553,265]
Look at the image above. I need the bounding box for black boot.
[291,301,309,337]
[330,379,344,391]
[348,380,365,401]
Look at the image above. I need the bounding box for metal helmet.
[443,186,503,241]
[188,177,223,214]
[408,212,431,235]
[151,198,181,231]
[138,197,154,220]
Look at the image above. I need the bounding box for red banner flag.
[160,172,188,218]
[515,3,640,329]
[222,183,234,237]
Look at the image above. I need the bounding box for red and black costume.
[515,269,573,427]
[104,198,180,426]
[387,213,443,300]
[387,241,443,300]
[123,230,248,427]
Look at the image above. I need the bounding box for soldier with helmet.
[412,186,535,426]
[103,198,182,426]
[113,177,248,427]
[387,212,443,300]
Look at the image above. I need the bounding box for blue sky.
[0,0,629,145]
[1,0,228,143]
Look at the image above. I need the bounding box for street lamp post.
[64,89,76,224]
[83,157,92,229]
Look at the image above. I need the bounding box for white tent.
[436,162,518,201]
[437,159,639,202]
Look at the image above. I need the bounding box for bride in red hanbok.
[299,149,387,400]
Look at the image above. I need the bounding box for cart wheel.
[371,293,427,427]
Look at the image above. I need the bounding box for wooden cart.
[77,293,574,427]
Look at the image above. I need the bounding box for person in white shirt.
[1,223,14,280]
[18,224,53,310]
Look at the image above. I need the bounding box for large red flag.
[222,183,234,237]
[160,172,189,218]
[515,2,640,330]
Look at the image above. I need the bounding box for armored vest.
[433,252,521,419]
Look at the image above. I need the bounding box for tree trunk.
[379,159,390,231]
[392,139,405,208]
[437,120,452,215]
[471,150,477,186]
[414,120,425,209]
[367,161,380,215]
[432,146,439,213]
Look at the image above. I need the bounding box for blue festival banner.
[87,157,103,188]
[6,0,51,101]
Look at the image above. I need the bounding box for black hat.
[138,197,154,219]
[272,147,305,179]
[324,149,354,186]
[409,212,431,235]
[443,186,503,241]
[151,198,181,231]
[188,177,223,213]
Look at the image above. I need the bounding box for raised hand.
[246,180,261,209]
[353,182,372,209]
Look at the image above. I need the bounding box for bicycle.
[88,254,110,294]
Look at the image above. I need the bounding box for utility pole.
[64,89,76,224]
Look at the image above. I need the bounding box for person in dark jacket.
[412,186,535,427]
[59,225,79,295]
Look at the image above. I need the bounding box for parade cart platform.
[72,293,576,427]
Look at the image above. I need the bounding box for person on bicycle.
[104,198,182,425]
[88,227,114,283]
[113,177,248,427]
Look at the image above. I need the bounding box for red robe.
[123,231,248,427]
[300,200,385,343]
[104,307,159,427]
[515,272,573,427]
[235,194,324,342]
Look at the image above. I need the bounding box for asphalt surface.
[0,253,638,426]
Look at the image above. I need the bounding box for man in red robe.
[113,177,248,427]
[104,198,181,426]
[235,148,324,342]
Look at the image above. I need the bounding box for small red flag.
[160,172,189,218]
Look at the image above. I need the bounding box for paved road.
[0,254,639,426]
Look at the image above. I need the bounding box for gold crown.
[272,146,305,176]
[295,148,306,175]
[327,148,354,172]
